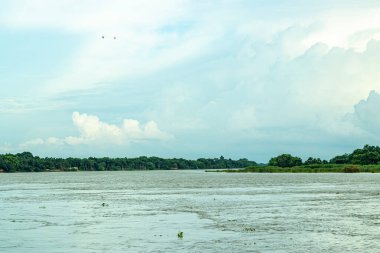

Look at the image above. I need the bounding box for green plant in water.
[243,226,256,232]
[177,231,183,239]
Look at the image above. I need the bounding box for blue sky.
[1,0,380,162]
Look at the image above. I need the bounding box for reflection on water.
[0,171,379,252]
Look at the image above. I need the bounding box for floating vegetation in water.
[101,203,109,207]
[177,231,183,239]
[243,226,256,232]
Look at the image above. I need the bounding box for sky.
[1,0,380,162]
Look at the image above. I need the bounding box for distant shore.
[0,152,257,173]
[207,164,380,173]
[2,145,380,173]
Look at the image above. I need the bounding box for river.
[0,171,379,252]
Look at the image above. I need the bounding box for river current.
[0,171,379,252]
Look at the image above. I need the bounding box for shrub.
[343,165,360,173]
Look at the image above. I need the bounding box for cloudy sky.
[1,0,380,162]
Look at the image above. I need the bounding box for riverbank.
[207,164,380,173]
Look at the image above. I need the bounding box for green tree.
[304,157,322,165]
[268,154,302,167]
[330,154,350,164]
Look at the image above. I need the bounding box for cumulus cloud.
[148,32,380,139]
[230,35,380,133]
[20,112,172,148]
[345,91,380,136]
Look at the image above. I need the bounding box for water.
[0,171,379,253]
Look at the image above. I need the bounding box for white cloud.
[46,137,64,145]
[122,119,168,140]
[20,112,172,148]
[232,33,380,128]
[71,112,124,144]
[345,91,380,136]
[0,97,72,113]
[147,31,380,140]
[19,138,44,148]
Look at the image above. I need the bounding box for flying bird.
[101,35,117,40]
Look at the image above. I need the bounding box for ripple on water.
[0,171,379,253]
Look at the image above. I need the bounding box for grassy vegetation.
[208,164,380,173]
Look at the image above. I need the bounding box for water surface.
[0,171,379,252]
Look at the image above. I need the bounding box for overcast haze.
[1,0,380,162]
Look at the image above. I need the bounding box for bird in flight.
[101,36,116,39]
[102,35,116,40]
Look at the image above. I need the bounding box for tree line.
[0,153,257,173]
[1,144,379,172]
[269,144,380,167]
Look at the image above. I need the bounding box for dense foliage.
[217,164,380,173]
[1,144,380,173]
[304,157,328,165]
[0,152,257,173]
[267,145,380,168]
[214,144,380,173]
[330,145,380,165]
[268,154,302,167]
